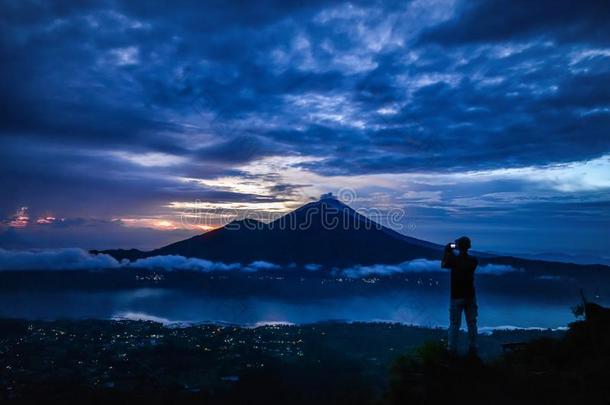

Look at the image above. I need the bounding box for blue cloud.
[420,0,610,45]
[339,259,520,278]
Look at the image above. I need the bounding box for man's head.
[456,236,471,253]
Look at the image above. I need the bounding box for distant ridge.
[94,194,610,275]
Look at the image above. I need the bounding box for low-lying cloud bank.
[0,248,285,273]
[339,259,520,278]
[0,248,120,271]
[130,257,282,272]
[0,248,520,276]
[129,255,240,272]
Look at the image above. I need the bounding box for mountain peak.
[319,192,337,200]
[103,195,444,265]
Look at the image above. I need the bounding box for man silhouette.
[441,236,478,355]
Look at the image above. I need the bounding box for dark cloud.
[294,49,610,175]
[3,0,608,176]
[0,138,275,219]
[194,135,285,164]
[420,0,610,45]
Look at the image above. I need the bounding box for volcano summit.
[99,194,442,266]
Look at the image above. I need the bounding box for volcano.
[95,194,610,279]
[100,194,443,266]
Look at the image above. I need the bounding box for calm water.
[0,288,577,329]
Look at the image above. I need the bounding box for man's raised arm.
[441,243,454,269]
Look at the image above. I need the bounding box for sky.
[1,0,609,259]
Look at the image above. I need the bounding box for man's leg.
[448,299,463,353]
[464,297,478,353]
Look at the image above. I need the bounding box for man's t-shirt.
[443,253,478,299]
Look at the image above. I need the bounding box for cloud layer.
[0,248,519,276]
[129,255,241,272]
[0,248,120,271]
[0,248,288,273]
[339,259,519,278]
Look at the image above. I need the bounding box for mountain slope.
[152,196,442,266]
[95,196,610,277]
[99,195,443,266]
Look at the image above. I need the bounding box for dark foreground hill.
[383,305,610,405]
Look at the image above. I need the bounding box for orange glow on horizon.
[9,207,29,228]
[117,217,219,232]
[154,220,175,228]
[36,216,57,225]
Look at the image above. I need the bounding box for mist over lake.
[0,288,575,329]
[1,266,605,329]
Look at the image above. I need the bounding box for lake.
[0,287,579,329]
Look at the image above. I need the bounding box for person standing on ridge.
[441,236,478,355]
